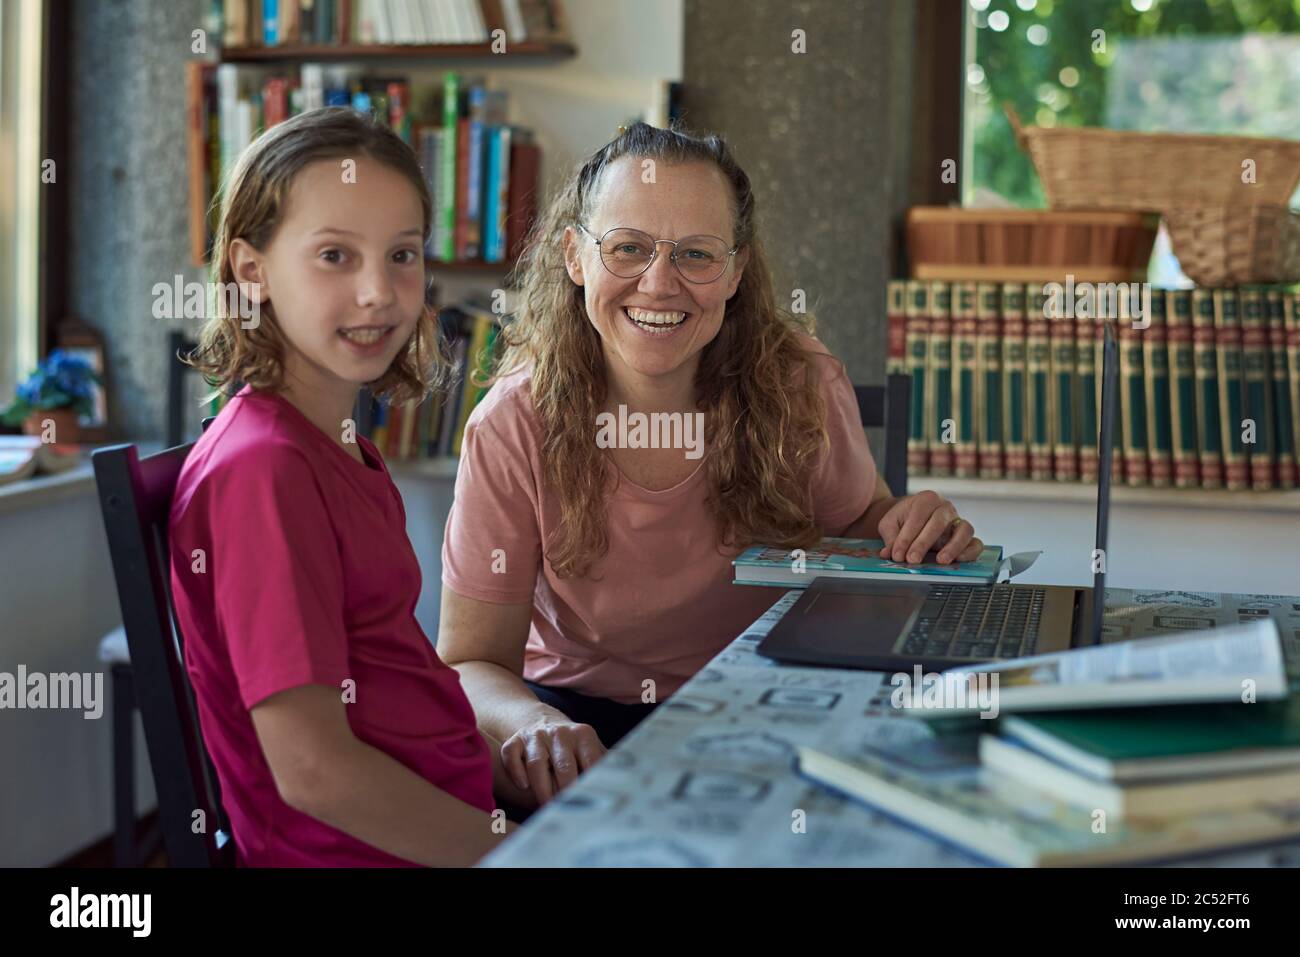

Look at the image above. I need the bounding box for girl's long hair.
[497,122,832,580]
[188,106,448,403]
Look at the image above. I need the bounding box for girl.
[170,107,532,867]
[438,123,985,804]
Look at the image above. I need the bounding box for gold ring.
[950,516,964,530]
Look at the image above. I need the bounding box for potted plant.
[1,350,101,444]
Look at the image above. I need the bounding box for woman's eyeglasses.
[577,223,739,284]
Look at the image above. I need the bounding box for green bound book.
[1214,288,1249,490]
[1266,286,1297,487]
[1142,290,1172,487]
[1000,283,1029,479]
[1240,286,1275,489]
[905,279,930,475]
[1167,289,1200,487]
[1191,288,1224,487]
[975,282,1004,478]
[999,694,1300,782]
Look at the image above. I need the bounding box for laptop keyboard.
[896,585,1045,660]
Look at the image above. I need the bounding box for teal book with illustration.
[732,537,1004,587]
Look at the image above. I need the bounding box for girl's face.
[563,157,747,389]
[240,156,427,400]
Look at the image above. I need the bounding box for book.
[1118,315,1148,486]
[1142,289,1173,486]
[1191,288,1224,487]
[1074,289,1098,482]
[951,281,978,477]
[904,280,930,475]
[995,696,1300,784]
[1240,285,1275,490]
[974,282,1003,478]
[885,280,908,377]
[1213,288,1249,490]
[1265,285,1297,487]
[979,729,1300,820]
[505,133,541,261]
[1000,282,1028,479]
[1024,282,1053,481]
[1166,289,1200,488]
[732,537,1005,587]
[1047,286,1077,481]
[439,72,460,262]
[797,719,1300,867]
[901,617,1286,718]
[1288,286,1300,486]
[925,281,954,476]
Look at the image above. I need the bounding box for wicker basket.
[1004,104,1300,211]
[1163,204,1300,286]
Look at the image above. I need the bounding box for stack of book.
[217,0,567,48]
[186,66,541,270]
[888,279,1300,490]
[798,619,1300,866]
[364,301,500,464]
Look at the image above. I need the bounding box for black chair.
[854,373,911,498]
[167,332,200,449]
[93,420,235,868]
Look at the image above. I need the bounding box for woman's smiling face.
[564,156,747,387]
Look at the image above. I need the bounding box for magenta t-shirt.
[169,386,494,867]
[442,334,878,706]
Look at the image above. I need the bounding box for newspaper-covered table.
[482,588,1300,867]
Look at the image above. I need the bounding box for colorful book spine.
[1000,282,1029,479]
[440,72,460,262]
[1074,293,1098,483]
[1118,314,1149,486]
[1266,286,1297,488]
[975,282,1003,479]
[1095,312,1123,483]
[1213,288,1249,490]
[925,281,954,477]
[886,280,908,376]
[1025,283,1053,481]
[1239,286,1275,490]
[952,281,979,478]
[1048,287,1078,481]
[1142,289,1173,487]
[1191,288,1224,488]
[465,85,487,261]
[905,280,930,475]
[1167,289,1200,488]
[1287,286,1300,486]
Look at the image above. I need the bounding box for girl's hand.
[500,714,606,805]
[876,490,983,565]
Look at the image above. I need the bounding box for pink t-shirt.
[441,335,877,705]
[170,386,494,867]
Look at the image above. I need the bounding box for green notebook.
[1001,693,1300,782]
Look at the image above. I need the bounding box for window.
[0,0,47,404]
[962,0,1300,210]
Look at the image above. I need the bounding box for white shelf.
[915,474,1300,514]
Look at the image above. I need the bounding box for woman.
[439,123,983,806]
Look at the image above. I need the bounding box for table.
[482,587,1300,867]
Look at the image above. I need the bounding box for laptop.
[757,321,1121,672]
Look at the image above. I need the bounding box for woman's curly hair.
[496,122,833,580]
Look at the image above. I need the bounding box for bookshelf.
[220,41,576,62]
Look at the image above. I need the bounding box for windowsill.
[0,442,164,516]
[917,474,1300,513]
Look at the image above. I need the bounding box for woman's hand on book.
[876,490,982,565]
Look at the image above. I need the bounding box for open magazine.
[897,618,1287,718]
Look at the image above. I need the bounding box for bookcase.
[186,0,578,469]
